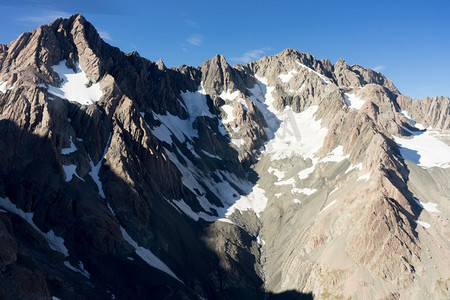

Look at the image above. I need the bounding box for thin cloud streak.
[16,10,69,25]
[373,65,385,72]
[98,30,113,42]
[231,48,271,63]
[185,19,199,28]
[187,34,203,46]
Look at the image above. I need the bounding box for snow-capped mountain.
[0,14,449,299]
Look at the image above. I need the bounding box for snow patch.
[61,136,77,155]
[357,174,370,181]
[345,163,363,173]
[221,104,235,124]
[180,84,215,119]
[413,198,440,213]
[264,105,328,161]
[292,188,317,196]
[217,218,234,224]
[220,90,240,101]
[0,197,69,256]
[416,221,430,229]
[226,185,268,218]
[400,111,425,129]
[49,60,102,105]
[152,112,197,144]
[320,145,349,163]
[256,235,266,245]
[268,167,285,180]
[63,164,83,182]
[120,226,182,282]
[274,177,295,186]
[0,81,8,93]
[293,199,301,204]
[344,93,366,110]
[278,69,298,83]
[394,128,450,168]
[231,138,244,147]
[298,165,315,180]
[0,81,15,93]
[238,98,248,110]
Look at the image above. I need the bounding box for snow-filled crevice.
[89,133,112,199]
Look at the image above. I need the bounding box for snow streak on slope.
[416,220,431,229]
[0,197,69,256]
[0,81,6,93]
[89,133,112,199]
[295,61,330,85]
[0,81,14,93]
[49,60,102,105]
[120,226,182,282]
[64,261,90,278]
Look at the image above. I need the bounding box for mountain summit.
[0,14,449,299]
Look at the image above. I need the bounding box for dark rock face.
[0,14,449,300]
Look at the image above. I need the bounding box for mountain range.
[0,14,449,299]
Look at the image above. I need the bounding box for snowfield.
[344,93,366,110]
[395,127,450,169]
[49,60,103,105]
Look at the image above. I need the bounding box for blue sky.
[0,0,449,99]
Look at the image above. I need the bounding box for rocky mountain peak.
[155,58,166,70]
[201,54,246,94]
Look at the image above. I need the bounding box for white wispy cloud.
[185,19,199,28]
[16,10,69,25]
[98,30,113,42]
[187,34,203,46]
[373,65,385,72]
[231,48,271,63]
